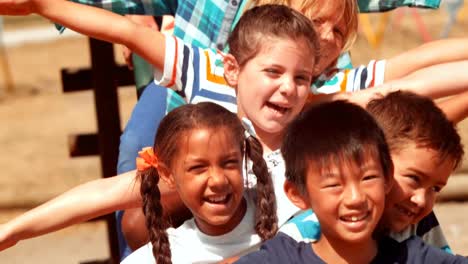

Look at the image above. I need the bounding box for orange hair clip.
[136,147,158,171]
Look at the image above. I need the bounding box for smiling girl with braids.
[128,102,276,263]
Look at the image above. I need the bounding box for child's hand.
[0,223,18,251]
[346,88,385,107]
[0,0,41,16]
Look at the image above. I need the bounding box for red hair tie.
[136,147,158,171]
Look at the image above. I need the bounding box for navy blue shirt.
[235,232,468,264]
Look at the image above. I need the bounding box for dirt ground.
[1,5,468,263]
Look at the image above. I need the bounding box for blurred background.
[0,1,468,263]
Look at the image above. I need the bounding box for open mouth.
[395,204,416,218]
[266,102,289,114]
[340,213,369,223]
[204,194,231,204]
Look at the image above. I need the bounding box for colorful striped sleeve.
[312,60,387,94]
[153,36,237,112]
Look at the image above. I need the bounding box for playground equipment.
[62,38,134,264]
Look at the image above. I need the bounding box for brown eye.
[363,175,378,181]
[224,159,240,168]
[188,164,205,173]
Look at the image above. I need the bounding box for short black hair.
[282,100,393,193]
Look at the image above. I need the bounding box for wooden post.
[61,37,134,263]
[87,38,121,264]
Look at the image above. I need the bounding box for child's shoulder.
[374,236,468,264]
[235,232,323,264]
[278,209,320,243]
[389,211,451,252]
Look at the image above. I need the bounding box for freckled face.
[169,127,246,236]
[381,145,454,233]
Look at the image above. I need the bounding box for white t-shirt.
[263,150,301,227]
[121,190,260,264]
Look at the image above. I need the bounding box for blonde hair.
[247,0,358,52]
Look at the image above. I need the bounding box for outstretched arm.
[0,0,166,70]
[0,169,184,251]
[309,60,468,108]
[385,38,468,82]
[378,60,468,99]
[437,90,468,124]
[0,171,140,251]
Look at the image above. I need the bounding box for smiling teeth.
[207,195,228,203]
[342,214,367,222]
[268,102,288,113]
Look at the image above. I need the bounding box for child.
[41,0,468,255]
[0,1,466,254]
[121,102,277,264]
[370,91,464,250]
[236,99,468,264]
[0,3,318,254]
[280,91,465,253]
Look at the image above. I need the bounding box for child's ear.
[223,54,240,87]
[157,165,176,189]
[284,180,310,210]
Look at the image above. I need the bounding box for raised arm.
[309,60,468,108]
[0,0,166,70]
[378,60,468,99]
[385,38,468,82]
[0,171,140,251]
[437,90,468,124]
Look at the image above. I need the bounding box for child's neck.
[195,197,247,236]
[253,126,283,154]
[312,235,378,264]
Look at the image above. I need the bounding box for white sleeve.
[152,36,190,94]
[120,243,156,264]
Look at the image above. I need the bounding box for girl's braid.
[139,167,172,264]
[246,136,278,240]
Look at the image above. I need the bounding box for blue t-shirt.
[235,233,468,264]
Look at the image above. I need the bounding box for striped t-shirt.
[154,36,387,112]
